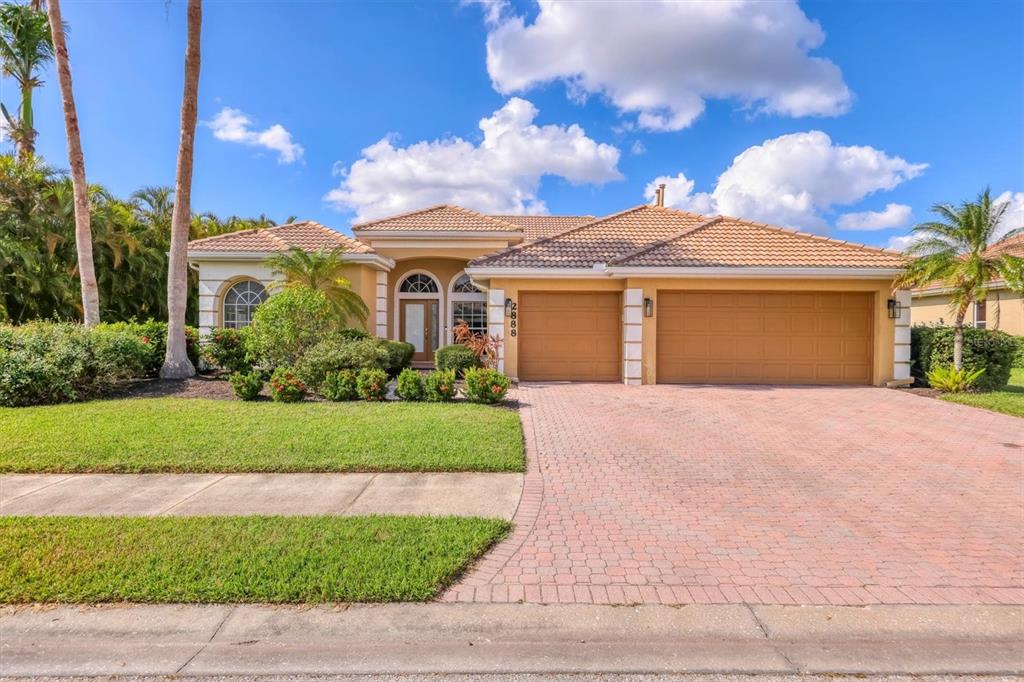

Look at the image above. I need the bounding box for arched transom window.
[223,280,268,328]
[452,274,482,294]
[400,273,439,293]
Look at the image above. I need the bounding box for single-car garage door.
[519,292,621,381]
[657,291,873,385]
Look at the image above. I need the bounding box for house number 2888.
[509,301,517,337]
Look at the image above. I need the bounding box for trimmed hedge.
[435,344,481,377]
[100,320,200,376]
[380,340,415,377]
[911,325,1016,392]
[1014,336,1024,369]
[293,338,388,391]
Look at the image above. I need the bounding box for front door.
[400,299,439,363]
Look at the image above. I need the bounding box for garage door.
[518,292,621,381]
[657,291,873,385]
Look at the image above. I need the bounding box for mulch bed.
[112,375,240,401]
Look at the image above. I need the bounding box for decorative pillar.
[623,288,643,385]
[487,288,506,373]
[893,289,912,382]
[196,267,216,337]
[375,270,388,338]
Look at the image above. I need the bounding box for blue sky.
[4,0,1022,247]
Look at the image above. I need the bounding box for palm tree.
[46,0,100,325]
[161,0,201,379]
[0,2,54,160]
[267,247,370,325]
[894,189,1024,369]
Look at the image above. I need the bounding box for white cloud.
[836,203,913,231]
[647,131,926,232]
[630,140,646,156]
[0,117,9,145]
[484,0,853,132]
[643,172,716,214]
[993,190,1024,242]
[325,98,622,222]
[206,107,304,164]
[885,233,922,252]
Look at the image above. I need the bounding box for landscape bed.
[0,515,510,603]
[0,398,524,473]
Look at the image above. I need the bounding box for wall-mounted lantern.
[505,298,514,317]
[643,297,654,318]
[886,298,903,319]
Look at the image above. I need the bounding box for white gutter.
[466,265,900,279]
[187,250,396,271]
[912,280,1009,297]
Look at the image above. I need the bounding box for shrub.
[204,327,251,373]
[245,287,340,369]
[339,327,371,341]
[356,367,389,401]
[1014,336,1024,369]
[424,369,457,402]
[99,320,199,376]
[269,366,306,402]
[293,338,388,390]
[395,368,425,401]
[435,344,481,377]
[463,367,510,404]
[926,365,986,393]
[379,339,415,377]
[0,322,151,406]
[228,371,263,400]
[321,369,358,401]
[911,325,1015,391]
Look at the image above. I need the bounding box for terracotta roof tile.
[490,214,597,241]
[986,232,1024,258]
[187,221,375,254]
[352,205,520,232]
[471,205,905,269]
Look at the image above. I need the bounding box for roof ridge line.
[607,216,723,265]
[352,204,523,232]
[715,213,906,257]
[470,205,651,266]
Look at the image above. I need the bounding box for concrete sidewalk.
[0,473,522,518]
[1,604,1020,676]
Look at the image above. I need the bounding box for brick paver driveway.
[446,383,1023,605]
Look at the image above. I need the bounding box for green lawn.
[0,398,524,473]
[940,367,1024,418]
[0,515,509,603]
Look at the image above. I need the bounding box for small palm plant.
[894,189,1023,369]
[267,247,369,326]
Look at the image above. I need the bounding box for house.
[911,234,1024,334]
[186,194,911,386]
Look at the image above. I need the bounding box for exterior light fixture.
[887,298,902,319]
[643,297,654,318]
[505,298,514,317]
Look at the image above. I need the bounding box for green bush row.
[0,320,199,407]
[911,325,1016,392]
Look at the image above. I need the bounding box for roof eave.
[188,250,395,271]
[465,265,903,279]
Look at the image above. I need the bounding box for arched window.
[451,274,482,294]
[449,272,487,341]
[400,273,439,293]
[223,280,268,328]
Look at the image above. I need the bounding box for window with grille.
[223,280,268,328]
[400,273,439,293]
[452,274,482,294]
[452,301,487,337]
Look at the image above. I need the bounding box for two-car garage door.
[656,291,873,385]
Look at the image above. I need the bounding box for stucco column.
[487,288,506,373]
[623,288,643,385]
[893,289,912,381]
[375,270,388,338]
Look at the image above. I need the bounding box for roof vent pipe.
[657,183,666,207]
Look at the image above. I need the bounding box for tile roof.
[490,214,597,241]
[986,233,1024,258]
[352,205,520,232]
[187,221,375,254]
[471,205,906,269]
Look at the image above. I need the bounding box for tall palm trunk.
[46,0,99,325]
[952,300,969,370]
[161,0,201,379]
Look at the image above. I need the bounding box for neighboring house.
[187,200,911,386]
[910,234,1024,335]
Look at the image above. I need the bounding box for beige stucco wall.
[912,288,1024,335]
[194,259,379,336]
[490,276,899,386]
[385,257,473,342]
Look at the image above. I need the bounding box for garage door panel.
[658,290,873,385]
[519,292,620,382]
